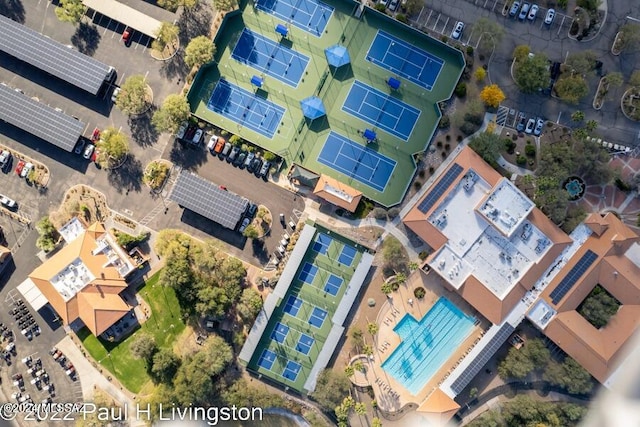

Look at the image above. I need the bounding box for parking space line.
[441,17,450,34]
[433,14,440,31]
[425,10,433,28]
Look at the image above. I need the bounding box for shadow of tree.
[1,0,26,23]
[177,1,213,44]
[168,139,208,171]
[251,239,270,264]
[128,109,160,147]
[71,22,101,56]
[108,155,144,194]
[160,52,190,81]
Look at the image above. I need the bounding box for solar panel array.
[169,171,249,230]
[417,163,464,213]
[450,323,515,395]
[0,84,85,152]
[0,14,113,95]
[550,249,598,305]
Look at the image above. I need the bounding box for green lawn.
[78,271,185,393]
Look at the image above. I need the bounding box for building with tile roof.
[313,174,362,213]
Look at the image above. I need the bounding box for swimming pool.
[381,297,475,395]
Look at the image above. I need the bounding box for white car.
[0,150,11,165]
[451,21,464,40]
[534,118,544,136]
[83,144,95,160]
[0,195,16,209]
[544,8,556,25]
[238,218,250,233]
[192,129,203,144]
[527,4,539,20]
[207,135,220,151]
[20,162,33,178]
[111,87,121,103]
[525,118,536,134]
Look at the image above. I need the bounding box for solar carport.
[0,14,114,95]
[83,0,162,39]
[169,171,249,230]
[0,84,85,152]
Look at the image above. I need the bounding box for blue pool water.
[381,297,475,395]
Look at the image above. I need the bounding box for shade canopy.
[300,96,326,120]
[251,75,263,87]
[275,24,288,37]
[324,44,351,68]
[363,129,377,141]
[387,77,401,90]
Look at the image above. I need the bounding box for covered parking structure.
[83,0,163,39]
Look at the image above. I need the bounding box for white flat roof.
[478,179,534,237]
[83,0,162,38]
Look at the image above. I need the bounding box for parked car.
[238,218,250,233]
[388,0,399,11]
[244,152,255,168]
[191,129,203,145]
[15,160,25,176]
[234,152,247,167]
[525,118,536,134]
[544,8,556,25]
[451,21,464,40]
[74,139,86,155]
[122,27,133,47]
[509,1,521,16]
[221,142,232,158]
[176,122,188,140]
[249,157,262,173]
[83,144,95,160]
[516,113,527,132]
[91,127,101,142]
[227,146,240,163]
[20,162,33,178]
[534,118,544,136]
[247,203,258,217]
[184,126,197,141]
[518,2,530,20]
[0,150,11,166]
[527,4,539,20]
[207,135,225,153]
[259,161,271,178]
[219,185,227,191]
[0,195,16,209]
[110,87,120,103]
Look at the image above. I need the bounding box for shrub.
[381,282,393,295]
[229,134,242,145]
[418,250,429,260]
[504,139,517,154]
[444,143,451,151]
[413,181,422,189]
[438,115,450,128]
[428,166,435,174]
[387,207,401,219]
[516,155,527,165]
[114,230,150,251]
[457,135,463,142]
[445,134,451,142]
[395,14,408,23]
[525,144,536,157]
[263,151,277,161]
[374,3,386,12]
[418,170,426,178]
[454,82,467,98]
[460,121,479,136]
[436,141,443,148]
[414,287,426,299]
[372,208,387,220]
[441,35,449,43]
[466,46,474,56]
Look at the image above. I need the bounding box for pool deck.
[351,270,490,414]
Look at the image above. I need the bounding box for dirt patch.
[173,326,201,359]
[49,185,111,229]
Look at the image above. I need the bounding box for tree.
[351,328,364,350]
[222,379,286,409]
[469,131,502,167]
[36,217,59,252]
[354,403,366,416]
[311,369,351,411]
[55,0,86,24]
[544,357,594,394]
[130,333,157,361]
[618,23,640,52]
[157,0,198,11]
[403,0,422,15]
[213,0,237,11]
[172,357,213,405]
[237,288,263,322]
[242,224,260,239]
[630,70,640,88]
[152,94,191,133]
[571,111,585,122]
[514,54,551,93]
[472,18,504,53]
[605,71,624,88]
[512,45,530,62]
[199,335,233,377]
[555,74,589,104]
[585,119,598,132]
[151,349,180,383]
[565,50,597,75]
[372,418,383,427]
[474,68,487,81]
[480,84,506,108]
[367,322,379,336]
[152,22,179,53]
[115,75,149,115]
[96,127,130,166]
[185,36,216,69]
[498,346,535,380]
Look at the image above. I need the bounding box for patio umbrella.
[300,96,326,120]
[324,44,351,68]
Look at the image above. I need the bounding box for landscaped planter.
[621,88,640,122]
[611,31,623,55]
[593,77,608,110]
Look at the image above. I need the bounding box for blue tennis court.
[231,28,309,87]
[308,307,327,328]
[312,233,333,254]
[298,262,319,284]
[271,322,290,343]
[207,79,284,138]
[366,31,444,91]
[283,295,303,316]
[324,274,343,296]
[255,0,333,37]
[342,81,420,141]
[282,360,302,381]
[295,334,315,355]
[317,132,396,192]
[258,349,277,370]
[339,245,357,266]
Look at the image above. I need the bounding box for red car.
[91,127,100,143]
[14,160,25,176]
[122,27,133,47]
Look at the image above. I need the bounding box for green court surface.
[245,225,365,392]
[188,0,464,206]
